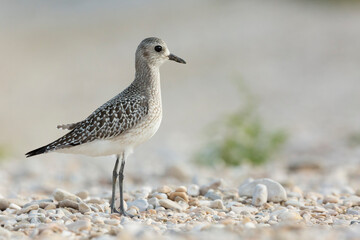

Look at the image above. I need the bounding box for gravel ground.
[1,143,360,240]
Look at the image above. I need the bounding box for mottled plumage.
[26,37,186,216]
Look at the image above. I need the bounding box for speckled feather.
[48,87,148,152]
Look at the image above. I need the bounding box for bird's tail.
[25,145,49,158]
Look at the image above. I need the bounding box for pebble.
[157,186,172,194]
[244,222,256,229]
[152,193,168,199]
[45,203,57,210]
[200,179,224,196]
[159,199,182,211]
[231,206,258,214]
[346,208,360,215]
[20,204,39,214]
[277,211,302,222]
[76,191,89,200]
[127,207,138,216]
[175,186,187,192]
[127,199,149,212]
[9,203,21,210]
[134,186,152,199]
[323,195,339,204]
[238,178,287,202]
[209,199,225,210]
[53,188,79,202]
[0,199,10,210]
[104,219,120,226]
[344,196,360,207]
[59,200,79,209]
[187,184,200,197]
[66,220,91,232]
[285,200,304,208]
[204,189,222,200]
[148,197,160,208]
[169,192,189,202]
[79,202,91,214]
[252,184,268,206]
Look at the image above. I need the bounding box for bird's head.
[136,37,186,68]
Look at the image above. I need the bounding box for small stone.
[134,186,152,199]
[187,184,200,197]
[159,199,182,211]
[66,220,91,232]
[45,203,56,210]
[76,191,89,200]
[153,193,168,199]
[205,189,222,200]
[148,209,156,215]
[244,222,256,229]
[278,211,302,222]
[86,198,105,204]
[59,200,79,209]
[175,186,187,192]
[53,189,79,202]
[79,202,91,214]
[104,219,120,226]
[127,207,138,216]
[0,199,10,211]
[323,195,339,204]
[238,178,287,202]
[285,200,304,208]
[209,199,225,210]
[346,208,360,215]
[148,197,160,208]
[344,196,360,207]
[157,186,172,194]
[20,204,39,214]
[169,192,189,202]
[9,203,21,210]
[127,199,148,212]
[252,184,268,207]
[333,219,350,226]
[200,179,224,195]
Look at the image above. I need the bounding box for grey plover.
[26,37,186,216]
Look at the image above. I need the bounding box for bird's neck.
[133,61,161,98]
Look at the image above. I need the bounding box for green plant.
[347,132,360,148]
[195,81,287,166]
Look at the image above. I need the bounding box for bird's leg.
[110,155,120,214]
[118,153,134,217]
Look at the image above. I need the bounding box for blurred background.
[1,0,360,197]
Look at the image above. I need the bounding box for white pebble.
[127,199,149,212]
[239,178,287,202]
[187,184,200,197]
[252,184,268,206]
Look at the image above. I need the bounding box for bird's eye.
[154,45,162,52]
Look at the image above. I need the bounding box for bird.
[26,37,186,216]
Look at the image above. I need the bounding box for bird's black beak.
[168,53,186,64]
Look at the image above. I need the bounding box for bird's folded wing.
[45,96,149,151]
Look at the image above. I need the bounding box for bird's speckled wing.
[45,95,149,152]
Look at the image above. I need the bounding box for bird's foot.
[111,208,135,218]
